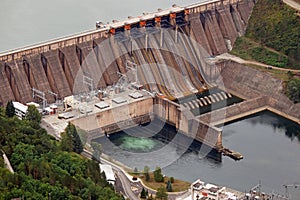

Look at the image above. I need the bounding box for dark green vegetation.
[5,101,15,118]
[0,107,123,200]
[153,167,164,183]
[231,0,300,69]
[287,77,300,103]
[155,187,168,200]
[61,123,84,154]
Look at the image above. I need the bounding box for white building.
[12,101,28,119]
[99,164,116,185]
[191,179,237,200]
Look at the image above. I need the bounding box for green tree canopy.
[61,123,83,154]
[153,167,164,182]
[140,187,147,199]
[166,180,173,192]
[5,100,15,118]
[25,105,41,124]
[0,109,122,199]
[155,187,168,200]
[287,78,300,103]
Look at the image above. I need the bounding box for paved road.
[215,53,300,73]
[82,150,139,200]
[283,0,300,11]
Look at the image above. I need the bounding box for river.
[94,111,300,198]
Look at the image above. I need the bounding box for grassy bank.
[130,172,190,192]
[231,37,289,68]
[231,0,300,69]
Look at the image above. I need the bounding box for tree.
[5,100,15,118]
[144,166,150,181]
[25,105,41,124]
[153,167,164,183]
[287,78,300,103]
[145,171,150,182]
[166,180,173,192]
[61,123,83,154]
[144,166,150,173]
[72,125,83,154]
[140,187,147,199]
[170,177,174,183]
[155,187,168,200]
[61,124,74,152]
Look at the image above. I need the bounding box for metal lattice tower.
[32,88,46,110]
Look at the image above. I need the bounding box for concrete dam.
[0,0,256,153]
[0,0,254,105]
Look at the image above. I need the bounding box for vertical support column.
[216,130,222,149]
[160,29,163,48]
[175,25,178,43]
[145,34,148,50]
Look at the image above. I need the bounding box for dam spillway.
[0,0,255,106]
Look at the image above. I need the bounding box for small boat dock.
[219,147,243,160]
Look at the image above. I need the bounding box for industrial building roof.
[129,92,143,99]
[112,97,127,104]
[95,102,110,109]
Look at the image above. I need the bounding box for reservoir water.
[94,111,300,197]
[0,0,204,53]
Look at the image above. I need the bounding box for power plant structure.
[0,0,258,158]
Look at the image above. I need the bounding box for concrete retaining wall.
[213,61,300,124]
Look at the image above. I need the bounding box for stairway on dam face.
[43,51,72,99]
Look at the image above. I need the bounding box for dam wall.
[154,96,222,149]
[199,96,269,125]
[0,0,255,106]
[71,94,222,149]
[212,61,300,124]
